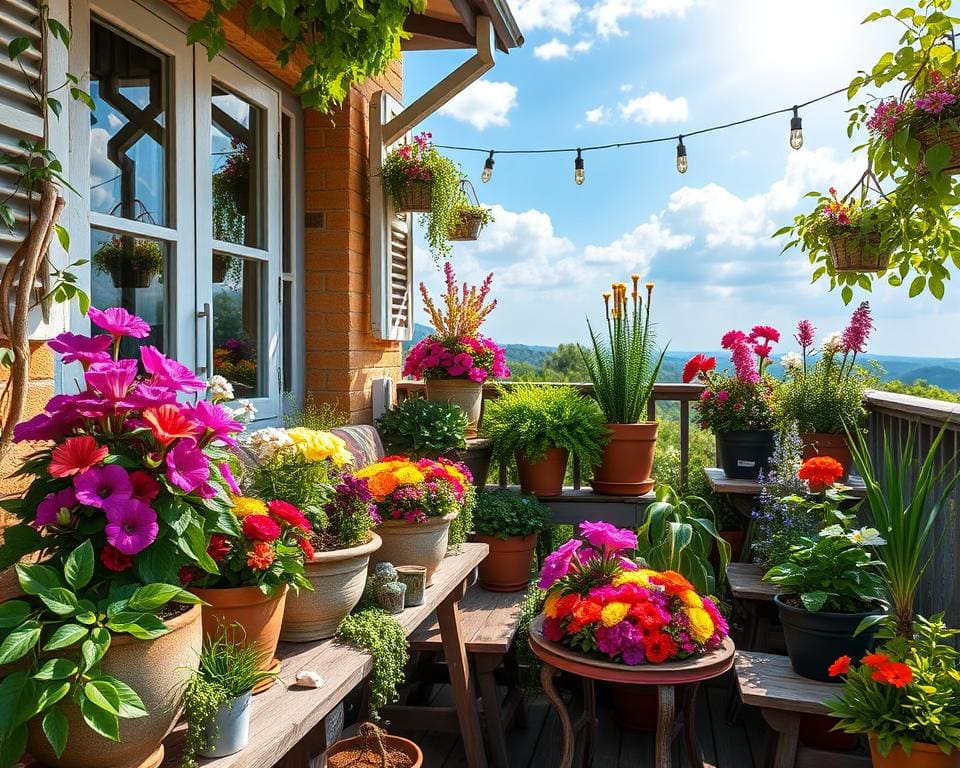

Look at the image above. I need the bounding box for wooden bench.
[381,584,528,768]
[727,563,780,652]
[735,651,870,768]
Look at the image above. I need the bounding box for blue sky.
[402,0,960,358]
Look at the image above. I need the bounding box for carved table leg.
[656,684,676,768]
[582,679,598,768]
[541,663,576,768]
[683,683,706,768]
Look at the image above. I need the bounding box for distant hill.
[407,323,556,367]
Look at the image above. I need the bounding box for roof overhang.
[403,0,524,53]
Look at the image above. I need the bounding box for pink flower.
[866,99,905,139]
[141,346,206,393]
[34,488,77,528]
[750,325,780,343]
[47,333,112,367]
[753,343,773,359]
[85,359,138,401]
[915,90,956,114]
[730,341,759,384]
[165,439,211,495]
[185,401,242,447]
[578,521,637,553]
[795,320,816,349]
[841,301,873,354]
[219,462,241,495]
[88,307,151,339]
[105,499,159,555]
[538,539,581,589]
[717,391,730,402]
[720,330,748,349]
[73,464,133,509]
[469,367,488,383]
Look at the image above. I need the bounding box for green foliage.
[473,490,551,539]
[249,452,336,520]
[695,375,775,432]
[826,615,960,756]
[376,398,467,458]
[514,584,547,689]
[336,608,408,721]
[92,237,164,277]
[881,378,960,403]
[283,394,348,431]
[481,384,609,468]
[776,350,868,434]
[187,0,425,112]
[636,484,729,595]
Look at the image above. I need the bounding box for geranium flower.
[141,345,206,393]
[47,332,112,367]
[682,353,716,383]
[142,404,200,447]
[828,655,851,677]
[49,435,108,478]
[862,652,889,668]
[85,359,138,401]
[267,500,311,532]
[873,661,913,688]
[798,456,845,492]
[100,545,134,573]
[105,499,159,554]
[129,470,161,502]
[542,617,565,643]
[247,541,276,570]
[165,439,211,495]
[207,534,232,562]
[185,401,242,447]
[538,538,582,589]
[243,514,282,542]
[73,464,133,509]
[88,307,151,339]
[644,630,678,663]
[34,488,77,528]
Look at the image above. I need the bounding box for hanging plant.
[93,236,164,289]
[448,182,494,242]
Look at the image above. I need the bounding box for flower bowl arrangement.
[580,276,666,495]
[537,522,729,665]
[355,456,475,585]
[472,490,552,592]
[403,263,509,436]
[685,325,778,479]
[0,306,244,768]
[93,235,164,289]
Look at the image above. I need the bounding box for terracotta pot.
[799,714,858,752]
[281,533,382,642]
[516,447,568,497]
[26,605,202,768]
[869,734,959,768]
[591,422,658,495]
[473,533,538,592]
[190,585,287,691]
[424,378,483,437]
[326,733,424,768]
[371,512,458,587]
[443,438,493,490]
[801,432,854,481]
[827,233,890,273]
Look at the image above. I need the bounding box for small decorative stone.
[293,670,325,689]
[376,581,407,614]
[395,565,427,608]
[369,562,398,589]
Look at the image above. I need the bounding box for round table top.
[528,616,735,685]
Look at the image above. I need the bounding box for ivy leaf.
[64,541,94,591]
[42,707,69,758]
[924,142,952,176]
[38,587,80,617]
[0,621,42,664]
[43,623,88,651]
[840,285,854,305]
[800,591,829,612]
[929,276,945,300]
[7,36,30,59]
[47,18,71,46]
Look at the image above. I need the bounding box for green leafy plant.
[636,484,730,595]
[473,490,551,539]
[376,398,468,459]
[283,394,349,432]
[336,607,408,720]
[248,452,336,520]
[849,425,960,637]
[92,236,164,278]
[580,276,666,424]
[481,383,609,468]
[182,628,277,768]
[448,199,494,237]
[0,547,202,765]
[187,0,426,112]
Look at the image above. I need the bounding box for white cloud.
[573,40,594,53]
[619,91,688,124]
[512,0,582,33]
[533,38,592,60]
[584,215,693,268]
[584,106,610,124]
[437,80,518,130]
[619,83,634,92]
[589,0,711,36]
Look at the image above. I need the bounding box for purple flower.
[219,462,241,495]
[73,464,133,508]
[794,320,816,349]
[47,333,112,367]
[122,383,179,410]
[538,539,581,589]
[915,90,957,114]
[141,346,206,393]
[578,521,637,553]
[85,359,138,401]
[88,307,151,339]
[185,401,242,447]
[841,301,873,354]
[105,499,159,554]
[34,488,77,528]
[165,439,210,494]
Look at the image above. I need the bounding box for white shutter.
[387,210,413,337]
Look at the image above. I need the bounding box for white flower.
[208,375,235,403]
[231,399,257,424]
[822,331,844,353]
[246,426,292,462]
[846,527,886,547]
[819,524,845,539]
[781,352,803,372]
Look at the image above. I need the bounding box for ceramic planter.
[516,447,568,497]
[372,512,458,587]
[827,233,890,273]
[424,378,483,437]
[326,734,424,768]
[473,533,539,592]
[198,691,252,759]
[869,734,959,768]
[26,605,202,768]
[716,430,775,480]
[443,438,493,490]
[801,432,855,481]
[591,422,658,495]
[281,533,382,642]
[190,585,287,693]
[775,594,883,682]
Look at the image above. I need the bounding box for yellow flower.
[232,496,267,518]
[600,602,630,628]
[544,591,562,619]
[613,569,658,588]
[394,465,426,484]
[688,607,715,644]
[286,428,352,467]
[680,590,703,609]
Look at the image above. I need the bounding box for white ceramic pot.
[371,513,458,587]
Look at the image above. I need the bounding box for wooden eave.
[403,0,524,53]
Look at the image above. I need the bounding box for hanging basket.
[448,210,484,241]
[109,263,157,290]
[393,180,433,213]
[827,232,890,273]
[918,125,960,174]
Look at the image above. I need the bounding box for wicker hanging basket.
[918,126,960,174]
[448,211,484,241]
[827,232,890,273]
[393,180,433,213]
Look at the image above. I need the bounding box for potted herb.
[763,457,887,682]
[826,615,960,768]
[448,200,494,241]
[472,490,551,592]
[0,307,243,768]
[579,276,666,495]
[182,630,278,766]
[93,235,163,288]
[403,263,510,436]
[481,384,608,497]
[685,325,778,480]
[327,723,423,768]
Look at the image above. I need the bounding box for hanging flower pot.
[109,262,158,290]
[448,209,484,240]
[917,126,960,175]
[827,232,890,273]
[394,179,433,213]
[93,236,164,290]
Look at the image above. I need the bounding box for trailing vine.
[187,0,426,113]
[337,607,409,721]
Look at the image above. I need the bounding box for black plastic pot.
[716,430,775,480]
[442,438,493,491]
[775,594,884,682]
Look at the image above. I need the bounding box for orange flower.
[798,456,845,492]
[874,661,913,688]
[367,472,399,498]
[554,593,581,619]
[246,541,275,570]
[862,652,889,668]
[828,655,851,677]
[567,600,602,633]
[654,570,694,595]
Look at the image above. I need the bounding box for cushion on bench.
[331,425,385,469]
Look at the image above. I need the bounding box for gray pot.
[199,691,252,759]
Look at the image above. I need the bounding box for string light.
[790,106,804,150]
[481,151,494,183]
[676,136,688,174]
[574,149,585,185]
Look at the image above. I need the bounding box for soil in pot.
[869,734,959,768]
[473,533,538,592]
[716,430,775,480]
[327,725,423,768]
[591,422,657,495]
[516,447,568,497]
[801,432,854,481]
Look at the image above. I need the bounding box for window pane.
[90,228,167,354]
[211,85,264,248]
[89,21,169,226]
[213,255,265,398]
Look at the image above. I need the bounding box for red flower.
[543,617,565,642]
[142,404,199,447]
[554,594,581,619]
[247,541,275,570]
[862,652,889,668]
[49,436,108,478]
[630,601,667,630]
[798,456,845,492]
[298,535,316,561]
[130,470,161,502]
[100,545,133,572]
[243,514,282,542]
[828,655,851,677]
[682,354,716,383]
[874,661,913,688]
[178,566,197,586]
[207,534,232,562]
[750,325,781,343]
[645,630,678,664]
[267,500,311,532]
[752,343,773,359]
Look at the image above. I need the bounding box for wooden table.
[529,616,735,768]
[160,543,491,768]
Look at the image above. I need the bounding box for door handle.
[197,302,213,377]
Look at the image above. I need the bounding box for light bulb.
[574,149,585,185]
[481,151,494,183]
[676,137,688,174]
[790,107,803,150]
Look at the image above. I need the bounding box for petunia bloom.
[73,464,133,509]
[185,401,242,447]
[219,462,241,495]
[104,499,159,554]
[141,345,206,393]
[88,307,151,339]
[49,436,108,478]
[165,439,211,494]
[538,539,582,590]
[141,404,200,447]
[85,359,138,402]
[34,487,77,528]
[579,521,637,554]
[130,470,161,502]
[47,332,112,367]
